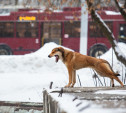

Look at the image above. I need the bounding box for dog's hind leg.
[65,66,72,88]
[112,76,124,87]
[71,70,76,87]
[111,78,114,87]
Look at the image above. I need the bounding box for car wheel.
[0,45,12,55]
[89,45,108,57]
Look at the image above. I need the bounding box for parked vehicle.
[0,8,125,56]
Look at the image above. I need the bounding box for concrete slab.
[0,101,43,113]
[43,86,126,113]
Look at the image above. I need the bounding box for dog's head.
[48,47,64,63]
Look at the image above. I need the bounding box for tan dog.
[48,47,124,87]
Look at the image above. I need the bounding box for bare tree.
[15,0,18,5]
[86,0,126,67]
[114,0,126,21]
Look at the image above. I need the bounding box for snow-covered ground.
[0,42,126,102]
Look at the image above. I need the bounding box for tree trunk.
[87,0,126,67]
[15,0,18,5]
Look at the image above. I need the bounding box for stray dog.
[48,47,124,87]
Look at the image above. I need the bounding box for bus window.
[43,22,61,39]
[0,22,14,38]
[16,22,38,38]
[64,21,80,38]
[42,22,61,45]
[0,23,4,37]
[50,23,61,38]
[89,21,113,38]
[119,24,126,38]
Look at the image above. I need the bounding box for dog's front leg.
[65,67,72,88]
[71,70,76,87]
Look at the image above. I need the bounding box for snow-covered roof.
[105,11,121,15]
[0,13,10,16]
[28,10,63,13]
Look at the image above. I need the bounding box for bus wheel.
[0,45,12,55]
[89,45,108,57]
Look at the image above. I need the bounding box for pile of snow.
[101,43,126,74]
[0,42,126,102]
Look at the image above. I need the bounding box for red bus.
[0,8,125,56]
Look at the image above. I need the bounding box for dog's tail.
[104,60,121,77]
[115,73,121,76]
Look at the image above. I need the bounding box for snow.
[115,45,126,60]
[0,13,10,16]
[29,10,44,13]
[101,43,126,72]
[0,42,126,102]
[49,92,91,113]
[105,11,120,15]
[95,11,126,61]
[29,9,63,13]
[48,89,126,113]
[95,90,126,95]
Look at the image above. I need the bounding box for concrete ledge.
[43,90,66,113]
[51,86,126,93]
[43,86,126,113]
[0,101,43,113]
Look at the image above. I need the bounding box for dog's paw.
[70,85,74,88]
[112,84,114,87]
[64,85,70,88]
[121,85,124,88]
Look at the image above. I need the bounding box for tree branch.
[114,0,126,21]
[87,0,126,66]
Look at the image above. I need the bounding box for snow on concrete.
[95,90,126,95]
[49,92,91,113]
[0,42,126,102]
[48,89,126,113]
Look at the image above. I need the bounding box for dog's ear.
[58,47,65,59]
[57,47,64,52]
[55,48,59,51]
[53,47,60,51]
[55,47,63,51]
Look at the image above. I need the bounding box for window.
[16,22,38,38]
[89,21,113,38]
[0,22,14,37]
[64,21,80,38]
[43,22,61,39]
[119,24,126,38]
[42,22,61,45]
